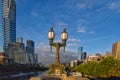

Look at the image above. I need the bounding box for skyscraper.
[81,52,87,60]
[2,0,16,51]
[78,46,83,60]
[112,42,120,59]
[26,40,34,54]
[26,40,35,64]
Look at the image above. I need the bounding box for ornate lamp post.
[47,27,68,76]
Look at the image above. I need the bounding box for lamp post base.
[47,63,67,77]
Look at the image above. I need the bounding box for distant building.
[26,40,36,64]
[70,60,74,67]
[78,46,83,60]
[112,42,120,59]
[4,38,38,64]
[95,53,103,60]
[28,54,34,64]
[78,46,87,61]
[87,55,100,61]
[2,0,16,51]
[70,60,82,67]
[17,37,25,50]
[17,37,23,43]
[5,42,28,64]
[26,40,34,54]
[7,42,25,51]
[81,52,87,60]
[14,52,29,64]
[33,54,38,64]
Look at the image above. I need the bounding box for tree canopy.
[74,56,120,78]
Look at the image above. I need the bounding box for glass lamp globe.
[48,27,55,39]
[61,28,68,41]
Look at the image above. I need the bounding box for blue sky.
[0,0,120,55]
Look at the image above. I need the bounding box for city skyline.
[0,0,120,56]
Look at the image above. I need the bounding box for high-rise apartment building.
[78,46,83,60]
[2,0,16,51]
[112,42,120,59]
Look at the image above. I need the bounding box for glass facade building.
[26,40,35,54]
[78,46,83,60]
[2,0,16,51]
[81,52,87,60]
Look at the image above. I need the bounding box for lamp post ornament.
[47,27,68,76]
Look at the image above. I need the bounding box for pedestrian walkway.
[29,76,90,80]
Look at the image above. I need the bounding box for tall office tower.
[2,0,16,51]
[17,37,23,43]
[112,42,120,59]
[26,40,34,54]
[78,46,83,60]
[81,52,87,60]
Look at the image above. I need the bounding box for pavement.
[29,76,90,80]
[29,71,90,80]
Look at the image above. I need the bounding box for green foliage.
[108,61,120,77]
[93,56,118,77]
[74,61,97,77]
[74,56,120,78]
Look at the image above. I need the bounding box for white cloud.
[76,2,87,9]
[77,19,87,24]
[36,42,50,51]
[54,16,68,27]
[76,19,87,33]
[68,38,81,42]
[66,0,96,10]
[31,11,38,17]
[67,43,77,46]
[67,38,81,47]
[93,36,111,41]
[89,30,95,34]
[109,2,120,12]
[76,19,95,34]
[77,27,86,33]
[53,19,68,38]
[77,0,96,9]
[56,21,68,28]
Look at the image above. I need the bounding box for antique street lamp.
[48,27,55,52]
[61,28,68,52]
[47,27,68,76]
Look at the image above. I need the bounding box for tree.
[74,56,120,78]
[108,61,120,77]
[74,61,97,77]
